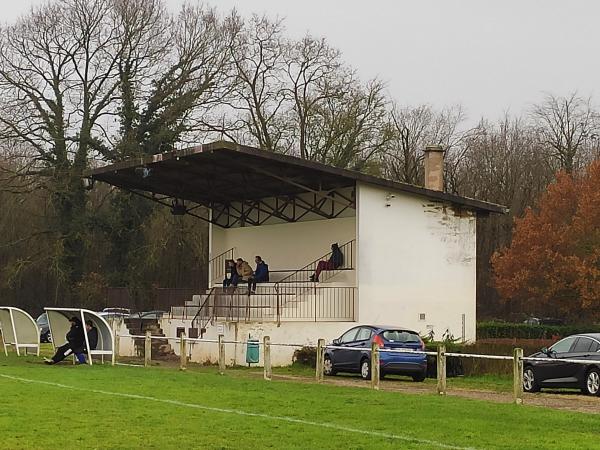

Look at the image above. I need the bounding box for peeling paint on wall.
[423,202,476,266]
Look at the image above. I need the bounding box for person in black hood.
[310,243,344,282]
[44,316,85,365]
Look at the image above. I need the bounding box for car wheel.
[360,358,371,380]
[584,369,600,396]
[523,367,540,393]
[412,372,426,382]
[323,356,336,376]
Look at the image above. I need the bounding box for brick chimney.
[424,145,445,191]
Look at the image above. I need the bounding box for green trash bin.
[246,339,260,365]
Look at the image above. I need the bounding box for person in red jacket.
[310,243,344,282]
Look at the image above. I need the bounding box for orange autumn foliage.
[492,160,600,321]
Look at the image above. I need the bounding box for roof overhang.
[87,141,506,226]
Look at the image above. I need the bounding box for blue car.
[324,325,427,381]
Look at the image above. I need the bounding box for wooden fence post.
[218,334,225,375]
[513,347,524,404]
[144,330,151,368]
[370,342,380,390]
[437,344,447,395]
[316,338,325,382]
[263,336,272,381]
[112,333,119,366]
[179,332,187,371]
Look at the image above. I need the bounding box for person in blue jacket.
[248,256,269,294]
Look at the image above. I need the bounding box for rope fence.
[110,332,597,405]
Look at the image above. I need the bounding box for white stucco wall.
[210,216,356,285]
[356,182,477,341]
[162,318,353,366]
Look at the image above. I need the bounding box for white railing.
[106,332,599,405]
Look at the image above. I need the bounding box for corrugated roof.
[88,141,506,214]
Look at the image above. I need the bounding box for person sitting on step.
[310,243,344,282]
[248,256,269,294]
[232,258,253,288]
[223,259,238,288]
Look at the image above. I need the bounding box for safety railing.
[188,241,356,324]
[190,287,216,334]
[276,239,355,285]
[186,285,356,325]
[209,248,235,285]
[107,332,599,405]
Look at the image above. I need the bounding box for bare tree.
[382,104,464,185]
[304,77,391,169]
[0,0,126,284]
[531,92,598,173]
[284,35,343,160]
[229,14,291,152]
[0,0,239,290]
[112,2,239,158]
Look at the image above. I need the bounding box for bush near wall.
[477,321,600,340]
[293,346,317,367]
[425,338,558,376]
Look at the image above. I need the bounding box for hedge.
[477,321,600,340]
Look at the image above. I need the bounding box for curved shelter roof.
[88,141,505,225]
[45,308,114,366]
[0,307,40,356]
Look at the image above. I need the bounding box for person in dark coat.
[74,320,98,364]
[223,259,238,288]
[248,256,269,293]
[44,316,85,365]
[310,243,344,282]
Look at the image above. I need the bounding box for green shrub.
[477,321,600,340]
[293,346,316,367]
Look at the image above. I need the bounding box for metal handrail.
[269,240,355,322]
[276,239,355,285]
[191,287,216,331]
[209,248,235,284]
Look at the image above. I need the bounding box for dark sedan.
[36,313,52,343]
[523,333,600,396]
[324,325,427,381]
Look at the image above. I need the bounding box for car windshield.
[36,314,48,326]
[550,336,577,353]
[382,330,420,343]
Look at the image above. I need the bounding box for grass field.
[1,351,599,449]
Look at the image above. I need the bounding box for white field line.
[0,373,477,450]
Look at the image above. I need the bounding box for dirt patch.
[267,373,600,415]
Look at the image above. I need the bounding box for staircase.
[170,240,357,325]
[124,317,176,359]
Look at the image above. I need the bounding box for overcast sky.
[4,0,600,124]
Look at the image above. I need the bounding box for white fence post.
[179,332,187,371]
[316,338,325,382]
[264,336,272,381]
[437,344,447,395]
[144,330,151,368]
[112,333,119,366]
[513,348,524,404]
[218,334,225,374]
[371,342,380,390]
